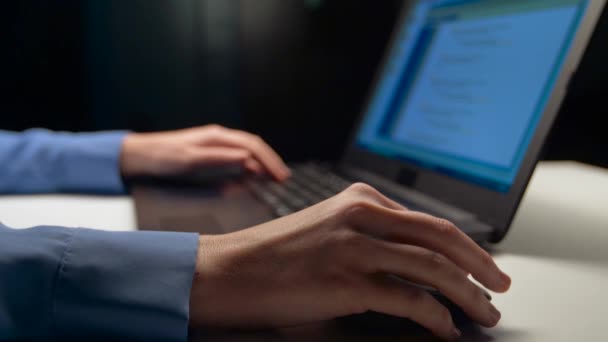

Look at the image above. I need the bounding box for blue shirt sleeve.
[0,223,199,341]
[0,129,128,194]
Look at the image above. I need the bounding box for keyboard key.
[274,205,294,217]
[247,164,352,218]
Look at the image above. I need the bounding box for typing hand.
[119,125,290,181]
[189,183,511,340]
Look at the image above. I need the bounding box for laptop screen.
[356,0,590,192]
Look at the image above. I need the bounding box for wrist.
[189,234,232,328]
[189,235,208,327]
[119,133,148,177]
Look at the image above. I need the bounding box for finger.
[348,204,511,293]
[361,275,461,340]
[364,238,500,327]
[347,183,409,211]
[204,129,290,181]
[244,158,264,175]
[184,147,251,169]
[226,130,290,181]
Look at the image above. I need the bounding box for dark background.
[1,0,607,166]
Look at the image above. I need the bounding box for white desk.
[487,161,608,341]
[0,195,137,231]
[0,161,606,341]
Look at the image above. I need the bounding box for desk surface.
[1,161,607,341]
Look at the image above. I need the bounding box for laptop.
[134,0,605,245]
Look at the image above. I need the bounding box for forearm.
[0,223,199,340]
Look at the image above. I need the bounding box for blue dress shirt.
[0,129,200,341]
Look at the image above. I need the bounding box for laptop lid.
[341,0,605,242]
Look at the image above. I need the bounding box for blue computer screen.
[356,0,589,192]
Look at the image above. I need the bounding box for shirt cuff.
[55,131,129,194]
[53,228,199,341]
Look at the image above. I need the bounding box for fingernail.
[489,304,501,324]
[500,272,511,289]
[452,327,462,339]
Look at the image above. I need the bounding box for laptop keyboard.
[247,163,478,226]
[247,163,352,217]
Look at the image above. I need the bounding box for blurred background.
[1,0,607,166]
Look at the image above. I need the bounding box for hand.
[189,183,511,340]
[120,125,290,181]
